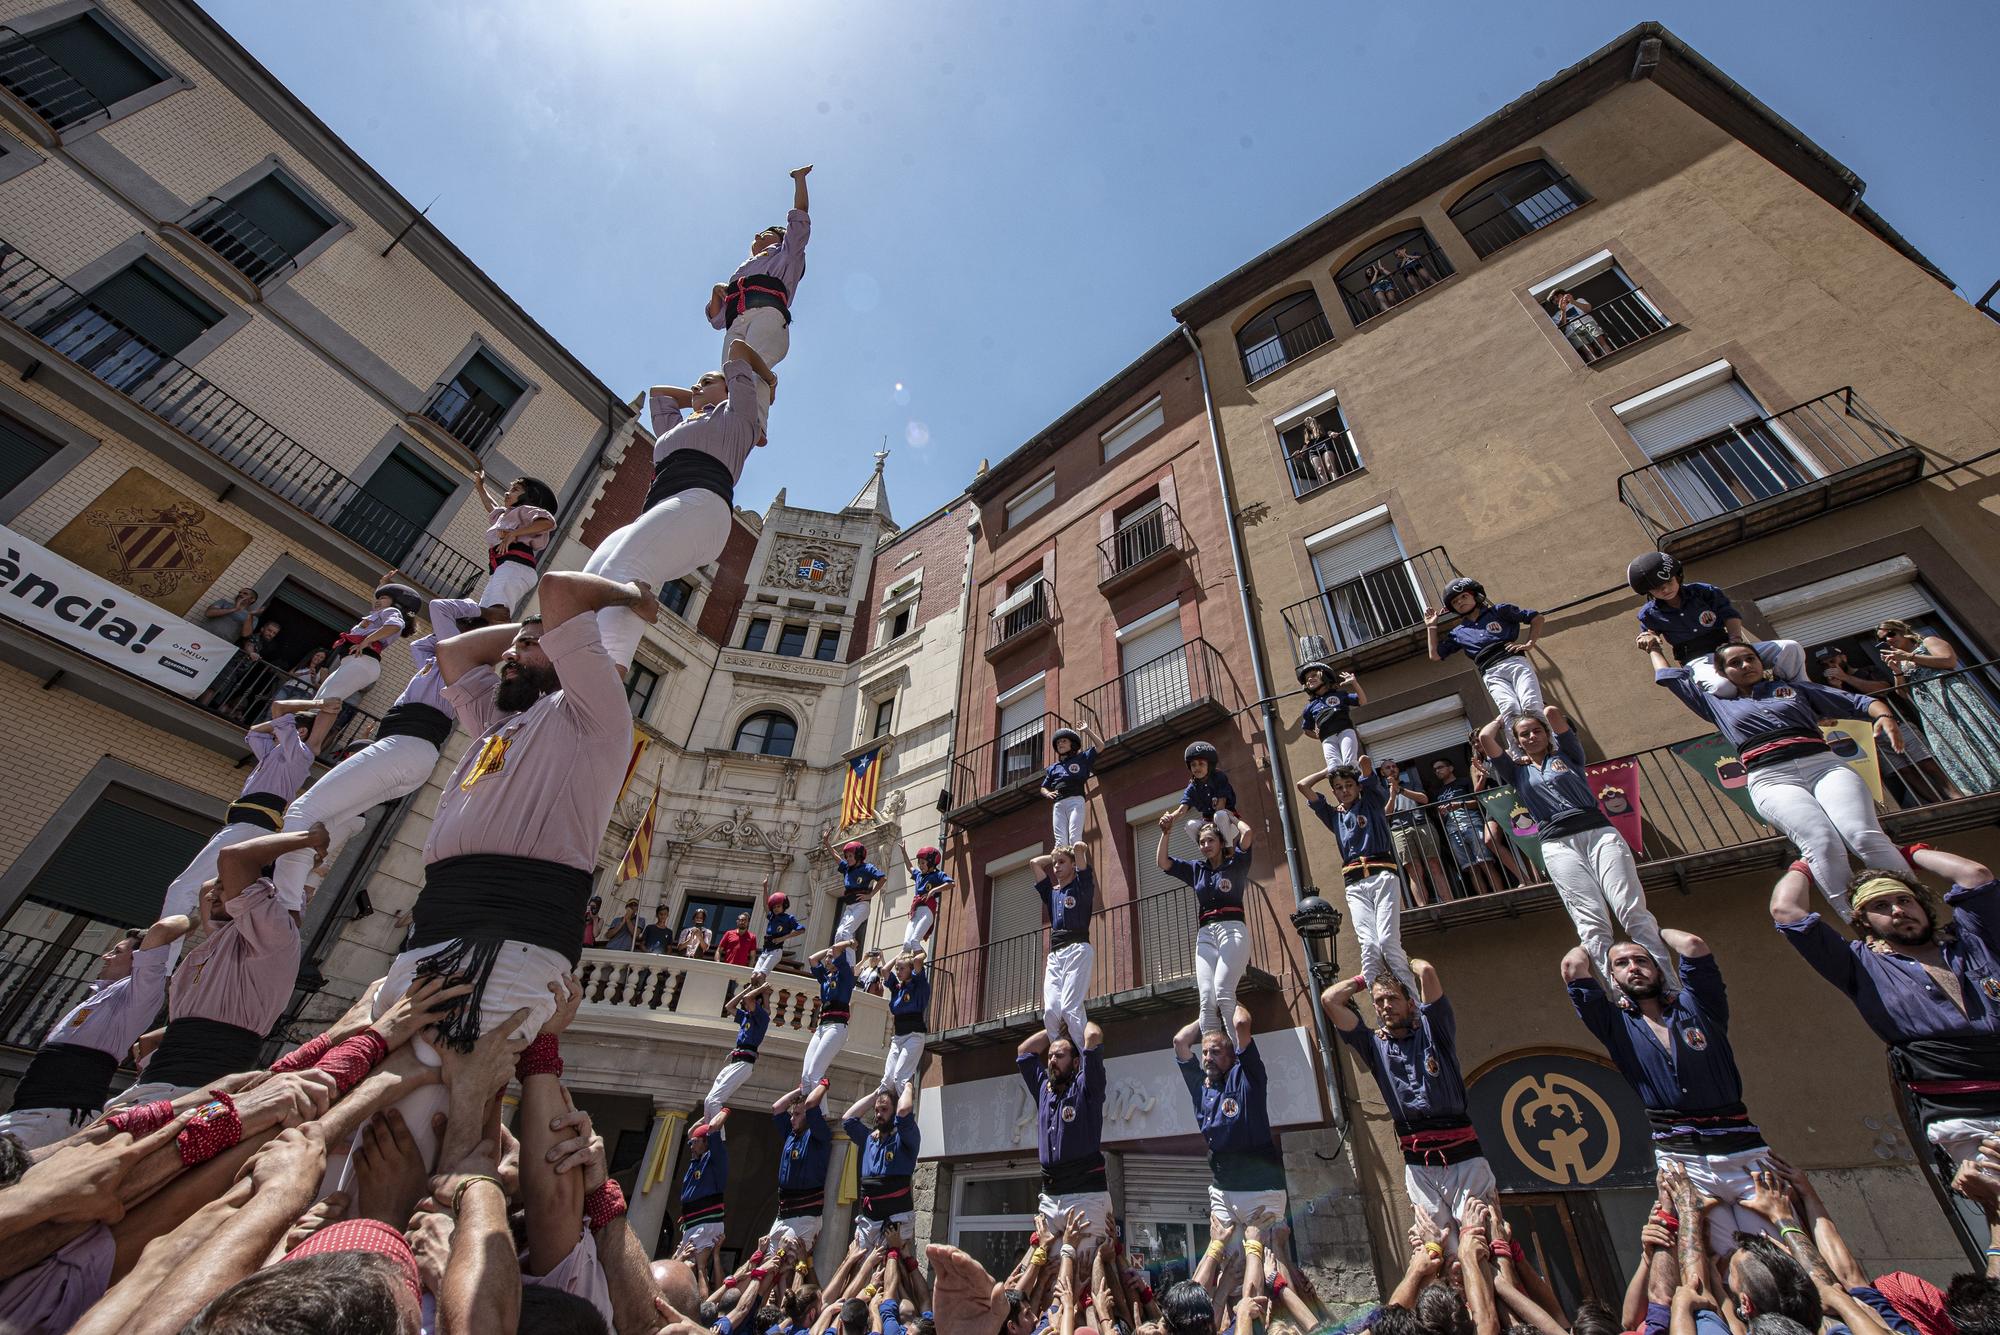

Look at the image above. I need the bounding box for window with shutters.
[1237,291,1333,382]
[1130,794,1199,985]
[1302,514,1421,657]
[188,169,339,285]
[995,676,1047,787]
[0,409,61,501]
[1359,698,1477,785]
[1613,367,1818,524]
[1003,472,1055,530]
[0,9,172,133]
[36,257,224,391]
[1447,161,1588,258]
[1116,602,1190,730]
[423,349,529,453]
[335,444,455,565]
[0,785,209,1048]
[982,858,1046,1020]
[1100,394,1165,462]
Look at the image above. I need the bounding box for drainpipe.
[1178,323,1347,1136]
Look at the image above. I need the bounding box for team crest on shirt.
[460,732,512,790]
[1982,977,2000,1002]
[1547,759,1570,774]
[1218,878,1233,896]
[1060,1105,1076,1123]
[1063,894,1077,909]
[415,661,435,678]
[1698,611,1717,627]
[1220,1097,1240,1119]
[1424,1051,1440,1076]
[1773,686,1795,699]
[68,1006,96,1028]
[1068,763,1081,775]
[1681,1026,1709,1051]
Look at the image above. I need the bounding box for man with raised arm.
[1173,1003,1288,1238]
[1030,839,1096,1047]
[1563,929,1775,1257]
[1018,1020,1113,1245]
[1322,959,1494,1252]
[1772,841,2000,1178]
[842,1081,920,1250]
[770,1081,833,1261]
[371,568,658,1167]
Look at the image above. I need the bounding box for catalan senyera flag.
[617,769,660,883]
[617,730,647,804]
[841,746,884,828]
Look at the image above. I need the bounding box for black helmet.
[1626,551,1681,597]
[374,582,424,636]
[1184,741,1218,768]
[1441,577,1485,611]
[1295,659,1335,686]
[1052,728,1082,755]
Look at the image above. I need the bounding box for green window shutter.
[25,791,212,927]
[456,352,524,411]
[226,175,331,260]
[87,259,224,357]
[34,15,160,106]
[336,446,453,563]
[0,410,61,498]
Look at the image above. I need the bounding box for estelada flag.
[617,770,659,883]
[1586,756,1643,852]
[841,747,883,828]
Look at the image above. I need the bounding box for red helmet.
[766,891,789,912]
[916,845,941,864]
[840,840,867,857]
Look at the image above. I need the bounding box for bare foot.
[353,1109,429,1226]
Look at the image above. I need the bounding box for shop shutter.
[1120,1152,1216,1229]
[227,175,331,259]
[25,789,212,927]
[87,259,223,358]
[1622,379,1763,458]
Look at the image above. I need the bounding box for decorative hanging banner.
[1820,719,1886,803]
[1667,734,1763,822]
[1586,757,1643,852]
[1477,785,1545,879]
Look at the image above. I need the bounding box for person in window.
[1645,633,1910,919]
[600,898,643,951]
[1393,245,1435,293]
[199,587,261,651]
[1040,722,1099,851]
[1548,288,1615,361]
[1298,414,1338,488]
[471,471,558,625]
[1878,619,2000,797]
[1382,761,1450,907]
[1156,808,1253,1037]
[1465,744,1526,886]
[206,618,283,721]
[1627,553,1805,699]
[582,895,603,948]
[707,165,811,419]
[677,908,714,959]
[717,911,758,968]
[1814,646,1963,802]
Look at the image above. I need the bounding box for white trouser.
[680,1220,724,1255]
[1208,1184,1289,1231]
[1320,729,1361,773]
[1037,1190,1113,1240]
[900,906,935,952]
[1541,826,1671,983]
[162,820,266,930]
[523,1227,614,1330]
[477,560,538,615]
[722,307,789,417]
[771,1212,823,1253]
[833,901,870,963]
[882,1031,926,1092]
[1926,1115,2000,1169]
[1688,640,1807,699]
[581,487,732,670]
[1747,750,1909,920]
[1195,920,1250,1034]
[103,1079,192,1110]
[1344,869,1417,994]
[1655,1145,1772,1258]
[319,652,381,704]
[1187,809,1243,845]
[1043,941,1093,1044]
[752,947,785,975]
[800,1022,847,1091]
[1480,656,1544,717]
[0,1107,83,1150]
[703,1058,756,1122]
[273,737,436,910]
[1404,1157,1498,1254]
[852,1213,912,1250]
[1052,796,1085,847]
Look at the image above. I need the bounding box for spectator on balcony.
[1299,756,1418,996]
[1879,620,2000,797]
[1299,413,1341,488]
[1018,1021,1112,1243]
[822,832,886,967]
[601,898,643,951]
[582,895,603,947]
[1171,741,1242,845]
[1156,808,1254,1036]
[1432,758,1506,897]
[159,709,316,936]
[1294,660,1366,790]
[1477,705,1671,984]
[1323,959,1493,1255]
[273,646,331,707]
[305,579,423,756]
[676,1119,729,1293]
[800,940,858,1093]
[1382,762,1450,907]
[1394,245,1437,293]
[753,882,803,982]
[1467,746,1529,886]
[707,165,812,420]
[678,909,715,960]
[898,845,951,952]
[842,1081,921,1251]
[1173,1003,1288,1239]
[1041,722,1100,851]
[717,911,758,967]
[1814,646,1964,802]
[471,470,558,624]
[1363,261,1401,315]
[1646,634,1910,920]
[700,979,771,1126]
[1031,841,1097,1046]
[770,1082,833,1259]
[0,910,194,1150]
[1564,929,1779,1259]
[881,949,930,1096]
[1628,553,1805,699]
[857,947,888,996]
[204,617,283,720]
[1428,577,1545,723]
[1547,289,1615,361]
[640,904,674,953]
[1771,842,2000,1186]
[199,586,262,648]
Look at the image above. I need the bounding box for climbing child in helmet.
[821,829,886,966]
[897,842,952,951]
[1040,721,1100,849]
[1627,551,1804,698]
[751,874,803,981]
[1294,660,1368,794]
[1170,741,1242,844]
[1426,576,1546,720]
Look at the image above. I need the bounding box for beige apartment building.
[1170,22,2000,1297]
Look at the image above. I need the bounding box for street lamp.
[1290,893,1343,988]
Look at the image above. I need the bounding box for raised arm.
[472,468,500,511]
[1343,670,1368,708]
[1476,715,1507,759]
[435,622,517,686]
[217,824,327,900]
[1769,860,1814,928]
[791,163,811,213]
[1321,974,1367,1033]
[1411,958,1444,1004]
[535,569,656,634]
[1155,812,1176,871]
[1425,604,1445,661]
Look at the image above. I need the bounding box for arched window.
[1446,161,1586,258]
[1235,291,1332,382]
[733,710,797,757]
[1333,228,1454,326]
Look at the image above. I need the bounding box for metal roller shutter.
[1622,379,1763,458]
[25,789,212,927]
[1119,610,1188,726]
[1309,522,1404,592]
[1766,582,1932,647]
[87,260,224,358]
[228,176,331,259]
[1360,704,1475,766]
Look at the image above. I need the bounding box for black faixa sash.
[145,1017,263,1090]
[408,855,590,1051]
[1891,1033,2000,1126]
[10,1043,118,1118]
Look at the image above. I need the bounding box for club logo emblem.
[1486,621,1504,634]
[1698,610,1717,627]
[1982,978,2000,1002]
[1063,894,1077,910]
[1060,1105,1076,1123]
[1220,1097,1240,1119]
[1774,686,1795,699]
[1681,1026,1709,1051]
[1424,1051,1441,1076]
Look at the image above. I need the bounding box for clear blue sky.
[206,1,1999,523]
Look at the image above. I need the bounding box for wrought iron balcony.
[945,708,1075,828]
[1240,308,1335,382]
[1283,426,1363,499]
[984,578,1057,660]
[185,200,296,288]
[1337,236,1455,326]
[1616,387,1925,561]
[0,237,484,596]
[1072,638,1235,766]
[1279,545,1461,672]
[420,380,505,454]
[0,931,97,1051]
[1452,172,1589,259]
[1551,286,1672,365]
[1097,500,1189,588]
[0,26,107,133]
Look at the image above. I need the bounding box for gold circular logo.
[1500,1073,1621,1186]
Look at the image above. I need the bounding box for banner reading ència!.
[1585,756,1642,852]
[0,524,236,696]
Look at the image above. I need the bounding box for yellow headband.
[1851,875,1916,914]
